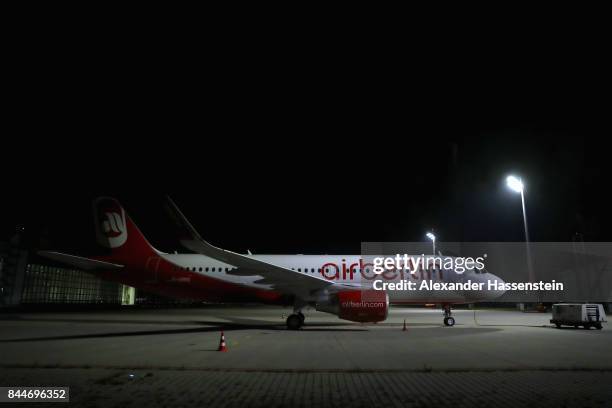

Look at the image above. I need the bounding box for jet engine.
[316,290,389,322]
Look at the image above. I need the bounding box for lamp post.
[506,175,534,285]
[426,232,436,255]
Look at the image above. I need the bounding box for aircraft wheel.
[286,314,303,330]
[443,317,455,327]
[555,323,562,328]
[595,323,603,330]
[583,324,591,330]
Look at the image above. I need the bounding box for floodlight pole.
[519,187,534,284]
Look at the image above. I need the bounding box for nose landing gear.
[443,304,455,326]
[286,310,306,330]
[286,314,303,330]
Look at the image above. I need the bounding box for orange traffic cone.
[218,331,228,352]
[402,319,407,331]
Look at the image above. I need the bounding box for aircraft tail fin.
[93,197,159,263]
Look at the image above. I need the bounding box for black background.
[2,34,610,255]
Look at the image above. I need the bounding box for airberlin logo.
[94,199,127,249]
[320,259,421,281]
[102,212,125,238]
[320,259,372,281]
[341,301,386,308]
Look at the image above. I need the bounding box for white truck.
[550,303,606,330]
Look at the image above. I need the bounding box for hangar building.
[0,235,134,307]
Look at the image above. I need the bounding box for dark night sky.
[2,51,610,255]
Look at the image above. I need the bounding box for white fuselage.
[161,253,506,304]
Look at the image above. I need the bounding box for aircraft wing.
[163,197,334,297]
[38,251,124,272]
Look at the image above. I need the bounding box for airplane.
[39,197,506,330]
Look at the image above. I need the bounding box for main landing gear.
[443,304,455,327]
[286,312,305,330]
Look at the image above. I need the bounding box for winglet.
[163,196,205,243]
[163,196,219,255]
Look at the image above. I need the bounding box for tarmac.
[0,306,611,407]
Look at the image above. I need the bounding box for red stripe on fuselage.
[94,255,286,304]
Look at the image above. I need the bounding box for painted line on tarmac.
[1,364,612,374]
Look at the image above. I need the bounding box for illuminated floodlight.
[426,232,436,254]
[506,175,524,193]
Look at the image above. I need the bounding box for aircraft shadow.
[0,316,441,328]
[0,319,369,342]
[0,316,228,326]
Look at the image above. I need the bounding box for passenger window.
[205,267,209,272]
